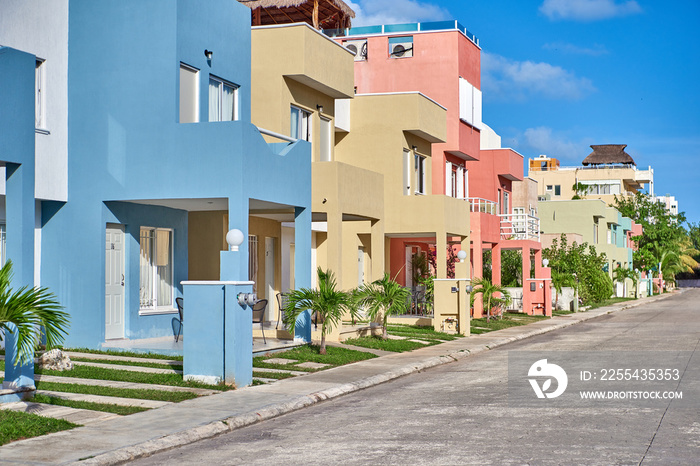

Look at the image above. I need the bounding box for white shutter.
[464,169,469,199]
[473,87,482,130]
[456,167,464,199]
[445,162,452,196]
[403,149,411,195]
[459,77,473,125]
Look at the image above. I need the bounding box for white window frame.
[209,75,239,122]
[414,152,426,195]
[404,149,412,196]
[291,105,312,142]
[139,227,175,315]
[35,59,46,129]
[249,234,258,292]
[179,63,199,123]
[503,191,510,215]
[0,223,5,266]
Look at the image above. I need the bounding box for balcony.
[468,197,498,215]
[499,213,540,241]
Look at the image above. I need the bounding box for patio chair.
[414,286,426,315]
[172,297,184,343]
[276,292,288,329]
[252,299,268,344]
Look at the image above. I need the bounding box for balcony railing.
[499,213,540,241]
[468,197,499,215]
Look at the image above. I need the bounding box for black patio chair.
[276,293,288,329]
[252,299,268,344]
[172,297,184,343]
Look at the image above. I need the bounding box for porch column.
[220,198,248,282]
[370,219,384,281]
[293,207,312,341]
[454,235,469,279]
[471,237,483,318]
[326,210,343,280]
[534,248,543,277]
[522,245,531,283]
[3,163,36,389]
[436,230,447,279]
[492,243,502,286]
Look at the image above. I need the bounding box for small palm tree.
[355,273,411,340]
[283,268,352,355]
[470,277,512,322]
[551,270,575,310]
[0,260,69,366]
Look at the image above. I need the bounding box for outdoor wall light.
[316,104,324,113]
[237,292,257,306]
[226,228,244,252]
[542,258,549,267]
[204,49,213,60]
[412,145,418,152]
[457,250,467,263]
[465,285,473,293]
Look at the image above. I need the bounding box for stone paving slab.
[325,341,394,356]
[0,292,677,465]
[261,358,297,365]
[408,339,432,345]
[252,367,308,376]
[252,377,278,384]
[72,360,183,375]
[37,390,172,409]
[294,362,331,369]
[0,372,218,396]
[0,401,120,425]
[65,351,182,367]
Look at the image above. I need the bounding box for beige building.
[529,145,654,204]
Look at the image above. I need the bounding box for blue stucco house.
[0,0,312,387]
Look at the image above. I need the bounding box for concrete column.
[436,230,447,279]
[220,197,248,282]
[370,219,385,282]
[294,207,312,342]
[3,163,36,389]
[454,235,469,279]
[471,236,483,318]
[534,248,543,277]
[522,246,531,283]
[492,243,502,286]
[326,210,343,279]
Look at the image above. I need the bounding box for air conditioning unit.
[537,194,551,201]
[390,42,413,58]
[344,40,367,61]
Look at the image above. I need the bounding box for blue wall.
[38,0,312,349]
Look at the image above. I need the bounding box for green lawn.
[470,312,548,334]
[34,380,197,403]
[63,348,183,361]
[585,297,635,310]
[254,344,376,371]
[69,357,183,371]
[386,324,462,341]
[344,336,437,352]
[0,410,77,446]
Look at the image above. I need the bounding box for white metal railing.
[258,127,297,143]
[468,197,499,215]
[499,213,540,241]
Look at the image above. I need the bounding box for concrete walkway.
[0,292,676,465]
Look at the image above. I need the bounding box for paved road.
[134,290,700,465]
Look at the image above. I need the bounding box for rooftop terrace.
[323,20,479,47]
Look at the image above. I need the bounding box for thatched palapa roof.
[239,0,355,30]
[582,144,636,166]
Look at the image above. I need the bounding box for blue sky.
[346,0,700,223]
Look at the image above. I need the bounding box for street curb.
[75,292,677,465]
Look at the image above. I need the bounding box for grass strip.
[34,380,198,403]
[253,360,315,372]
[63,348,183,362]
[386,324,461,341]
[0,410,77,446]
[344,336,436,352]
[6,363,230,391]
[263,344,377,366]
[30,394,149,416]
[586,297,635,310]
[470,313,548,334]
[252,371,296,380]
[70,357,183,371]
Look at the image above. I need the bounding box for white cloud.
[345,0,450,27]
[481,52,596,101]
[542,41,609,56]
[540,0,643,21]
[518,127,587,161]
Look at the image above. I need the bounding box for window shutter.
[457,167,464,199]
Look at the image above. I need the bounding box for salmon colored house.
[331,21,550,317]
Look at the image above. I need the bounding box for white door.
[105,224,125,340]
[358,247,365,286]
[265,237,276,321]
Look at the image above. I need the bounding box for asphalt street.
[133,290,700,465]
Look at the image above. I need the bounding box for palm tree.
[283,268,352,355]
[0,260,69,367]
[355,273,411,340]
[470,277,512,322]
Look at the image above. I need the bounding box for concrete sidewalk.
[0,293,676,465]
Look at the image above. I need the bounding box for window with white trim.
[291,106,311,141]
[403,149,411,195]
[35,59,45,129]
[0,224,5,266]
[458,76,482,130]
[414,153,426,195]
[249,234,258,292]
[320,116,332,162]
[139,228,173,312]
[208,76,238,122]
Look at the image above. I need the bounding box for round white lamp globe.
[457,250,467,262]
[226,228,245,251]
[542,258,549,267]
